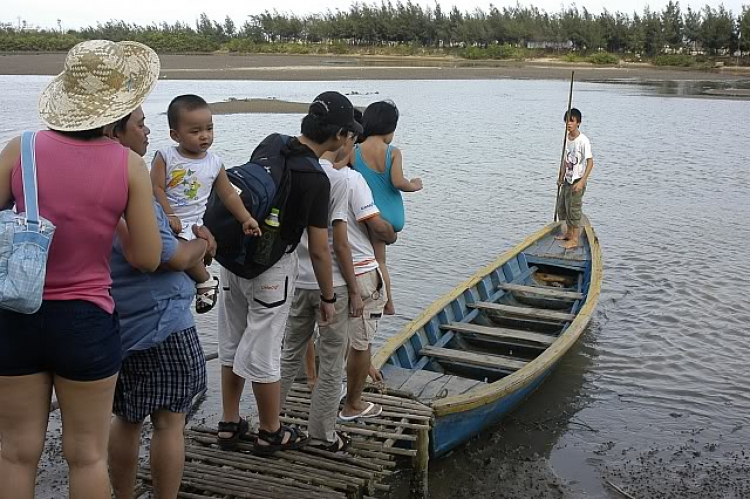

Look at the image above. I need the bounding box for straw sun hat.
[38,40,160,132]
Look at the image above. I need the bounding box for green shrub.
[653,54,695,67]
[560,52,586,63]
[588,52,619,65]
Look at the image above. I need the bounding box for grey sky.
[4,0,746,30]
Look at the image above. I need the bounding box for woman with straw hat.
[0,40,163,498]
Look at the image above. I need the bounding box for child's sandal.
[196,276,219,314]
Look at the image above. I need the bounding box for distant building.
[526,40,573,50]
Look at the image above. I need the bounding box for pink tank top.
[11,131,129,313]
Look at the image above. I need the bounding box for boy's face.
[566,117,581,134]
[170,106,214,155]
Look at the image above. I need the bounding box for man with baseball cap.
[216,91,362,454]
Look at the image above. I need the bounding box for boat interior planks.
[382,365,486,404]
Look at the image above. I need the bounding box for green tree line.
[2,1,749,61]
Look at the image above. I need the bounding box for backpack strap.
[20,131,40,231]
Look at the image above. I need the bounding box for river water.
[1,75,749,498]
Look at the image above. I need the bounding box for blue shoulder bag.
[0,132,56,314]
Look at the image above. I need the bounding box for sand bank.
[1,52,748,83]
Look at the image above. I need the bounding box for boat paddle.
[555,71,575,222]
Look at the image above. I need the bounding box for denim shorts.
[0,300,122,381]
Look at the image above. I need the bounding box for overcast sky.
[4,0,746,30]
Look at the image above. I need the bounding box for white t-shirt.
[159,147,223,239]
[563,132,593,184]
[343,168,380,276]
[296,159,350,290]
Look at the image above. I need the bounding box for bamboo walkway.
[135,383,433,499]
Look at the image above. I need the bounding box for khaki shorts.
[349,269,387,351]
[557,182,586,227]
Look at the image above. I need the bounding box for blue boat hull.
[430,362,556,457]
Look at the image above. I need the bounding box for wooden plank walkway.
[135,383,433,499]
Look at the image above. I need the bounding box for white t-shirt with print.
[343,168,380,276]
[159,146,223,240]
[296,159,350,290]
[563,132,593,184]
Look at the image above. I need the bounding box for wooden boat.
[372,220,602,457]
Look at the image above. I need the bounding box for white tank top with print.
[159,146,223,240]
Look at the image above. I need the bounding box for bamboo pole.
[184,447,358,491]
[186,460,336,492]
[554,70,575,222]
[277,415,418,442]
[186,441,376,488]
[183,461,337,497]
[351,440,418,457]
[279,404,430,430]
[409,428,430,499]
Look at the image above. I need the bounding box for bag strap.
[20,131,40,230]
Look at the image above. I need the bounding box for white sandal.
[338,402,383,421]
[196,276,219,314]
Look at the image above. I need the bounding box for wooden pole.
[554,71,575,223]
[409,428,430,499]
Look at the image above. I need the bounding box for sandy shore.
[1,52,748,82]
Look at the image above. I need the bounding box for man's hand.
[572,180,586,193]
[168,215,182,235]
[349,291,364,318]
[557,178,564,187]
[318,301,336,326]
[193,225,217,264]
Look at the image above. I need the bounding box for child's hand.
[168,215,182,235]
[242,217,262,237]
[410,177,424,191]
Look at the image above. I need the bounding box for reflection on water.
[591,77,750,98]
[2,76,749,497]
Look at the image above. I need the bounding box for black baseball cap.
[309,91,364,135]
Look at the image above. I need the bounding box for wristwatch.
[320,293,337,304]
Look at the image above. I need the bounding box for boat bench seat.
[419,346,527,371]
[498,282,583,300]
[468,302,575,322]
[440,322,555,346]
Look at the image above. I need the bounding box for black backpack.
[203,134,323,279]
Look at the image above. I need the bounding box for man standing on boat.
[279,124,397,451]
[556,108,594,249]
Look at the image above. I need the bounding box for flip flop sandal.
[196,276,219,314]
[217,417,249,451]
[254,424,309,455]
[310,431,351,453]
[338,402,383,421]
